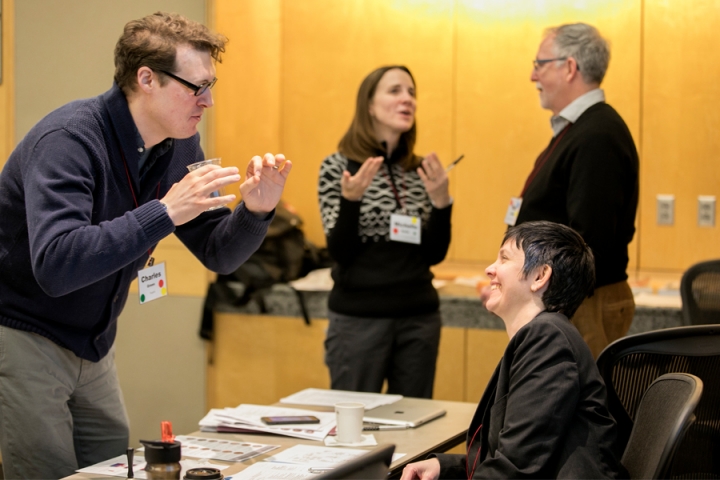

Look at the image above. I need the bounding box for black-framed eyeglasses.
[160,70,217,96]
[532,57,568,70]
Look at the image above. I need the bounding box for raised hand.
[341,156,384,201]
[417,152,451,209]
[160,164,241,225]
[240,153,293,214]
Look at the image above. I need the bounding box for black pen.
[126,447,134,479]
[445,154,465,172]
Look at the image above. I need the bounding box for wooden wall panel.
[207,314,330,408]
[433,327,466,401]
[640,0,720,271]
[465,328,508,402]
[211,0,720,274]
[212,0,282,210]
[0,0,14,167]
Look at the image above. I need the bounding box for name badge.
[390,213,421,244]
[138,262,168,304]
[504,197,523,226]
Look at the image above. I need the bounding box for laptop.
[315,444,395,480]
[363,404,447,428]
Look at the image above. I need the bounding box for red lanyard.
[520,123,571,197]
[466,423,483,479]
[120,150,160,267]
[382,164,406,212]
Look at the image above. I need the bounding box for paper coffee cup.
[335,402,364,444]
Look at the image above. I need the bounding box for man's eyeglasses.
[160,70,217,96]
[532,57,568,70]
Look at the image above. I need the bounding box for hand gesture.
[417,152,451,209]
[160,164,241,225]
[240,153,293,214]
[399,458,441,480]
[341,156,384,201]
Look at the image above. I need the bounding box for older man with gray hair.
[511,23,639,358]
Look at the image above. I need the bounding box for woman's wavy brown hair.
[338,66,422,171]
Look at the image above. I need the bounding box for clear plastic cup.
[186,158,225,210]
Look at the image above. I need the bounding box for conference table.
[64,396,477,479]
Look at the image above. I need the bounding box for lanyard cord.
[466,423,483,480]
[382,163,406,212]
[119,149,160,267]
[520,123,572,197]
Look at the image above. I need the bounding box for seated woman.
[400,221,626,479]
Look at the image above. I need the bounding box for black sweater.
[516,103,639,288]
[318,152,452,317]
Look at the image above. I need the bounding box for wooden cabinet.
[206,313,508,408]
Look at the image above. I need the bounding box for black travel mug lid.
[140,440,181,464]
[183,467,224,479]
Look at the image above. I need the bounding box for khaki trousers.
[0,326,129,479]
[570,280,635,359]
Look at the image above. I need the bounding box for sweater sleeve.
[421,203,452,265]
[24,130,176,297]
[318,154,364,265]
[565,130,635,266]
[173,201,272,274]
[434,453,468,479]
[472,322,581,478]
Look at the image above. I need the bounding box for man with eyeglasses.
[0,12,291,479]
[509,23,639,359]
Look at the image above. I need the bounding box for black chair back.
[597,325,720,478]
[622,373,702,479]
[680,259,720,325]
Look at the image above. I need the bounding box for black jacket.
[435,312,626,479]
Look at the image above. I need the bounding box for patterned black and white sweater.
[318,152,452,318]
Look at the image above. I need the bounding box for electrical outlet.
[657,194,675,225]
[698,195,716,227]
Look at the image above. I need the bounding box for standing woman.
[318,66,453,398]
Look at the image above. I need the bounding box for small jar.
[141,440,182,480]
[184,467,224,480]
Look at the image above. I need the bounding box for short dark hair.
[338,66,422,171]
[114,11,228,96]
[503,221,595,318]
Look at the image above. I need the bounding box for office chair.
[315,444,395,480]
[680,259,720,325]
[597,325,720,478]
[621,373,702,480]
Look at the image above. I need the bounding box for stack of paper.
[280,388,402,410]
[199,404,336,441]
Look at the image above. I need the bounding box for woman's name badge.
[137,262,168,304]
[504,197,523,226]
[390,213,421,244]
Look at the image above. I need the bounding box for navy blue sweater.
[0,84,271,361]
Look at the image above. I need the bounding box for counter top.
[214,274,686,334]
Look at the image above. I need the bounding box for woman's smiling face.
[484,240,537,321]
